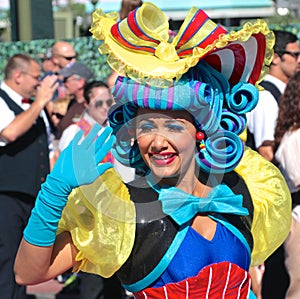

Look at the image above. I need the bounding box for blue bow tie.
[158,184,249,226]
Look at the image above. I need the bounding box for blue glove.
[24,124,115,246]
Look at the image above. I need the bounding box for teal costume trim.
[123,225,190,292]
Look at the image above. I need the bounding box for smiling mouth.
[150,153,177,165]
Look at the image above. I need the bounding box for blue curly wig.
[108,60,258,174]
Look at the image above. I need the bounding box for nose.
[151,133,168,152]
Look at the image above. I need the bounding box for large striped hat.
[90,2,274,87]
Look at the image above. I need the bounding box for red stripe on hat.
[198,26,228,49]
[177,26,227,57]
[175,10,209,50]
[248,33,266,85]
[127,10,160,44]
[205,44,246,86]
[111,23,156,54]
[204,54,222,73]
[227,43,246,86]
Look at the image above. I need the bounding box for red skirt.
[133,262,251,299]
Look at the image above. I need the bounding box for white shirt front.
[0,82,53,157]
[246,75,286,149]
[275,129,300,192]
[0,82,25,141]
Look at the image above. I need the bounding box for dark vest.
[0,90,50,198]
[116,171,253,286]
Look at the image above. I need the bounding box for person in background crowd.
[40,47,56,74]
[274,71,300,299]
[50,97,71,129]
[58,81,112,151]
[0,53,58,299]
[119,0,143,20]
[55,62,94,140]
[51,41,77,71]
[40,41,77,142]
[40,41,77,102]
[247,30,300,162]
[59,80,135,183]
[246,30,300,299]
[14,3,291,299]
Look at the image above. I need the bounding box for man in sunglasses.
[247,30,300,162]
[51,40,77,70]
[40,41,76,77]
[40,41,77,138]
[246,30,300,299]
[55,62,94,139]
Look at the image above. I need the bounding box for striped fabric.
[173,9,227,57]
[133,262,251,299]
[204,34,266,87]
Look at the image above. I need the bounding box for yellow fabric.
[234,147,292,266]
[57,168,135,277]
[90,2,274,87]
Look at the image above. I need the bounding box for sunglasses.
[51,112,64,119]
[94,99,114,108]
[57,54,77,61]
[279,51,300,59]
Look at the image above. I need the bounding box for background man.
[247,30,300,162]
[0,53,58,299]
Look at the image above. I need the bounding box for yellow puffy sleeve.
[234,147,292,266]
[57,168,136,277]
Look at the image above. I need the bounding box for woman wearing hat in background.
[14,2,291,298]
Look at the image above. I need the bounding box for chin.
[151,168,179,181]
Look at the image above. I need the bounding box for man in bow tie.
[0,53,59,299]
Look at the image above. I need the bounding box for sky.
[0,0,119,9]
[0,0,8,9]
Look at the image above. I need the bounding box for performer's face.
[136,108,197,183]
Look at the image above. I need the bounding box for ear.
[78,78,86,89]
[52,55,59,66]
[272,52,281,65]
[14,70,24,84]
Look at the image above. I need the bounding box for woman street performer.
[15,2,291,298]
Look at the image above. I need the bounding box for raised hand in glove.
[24,124,115,246]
